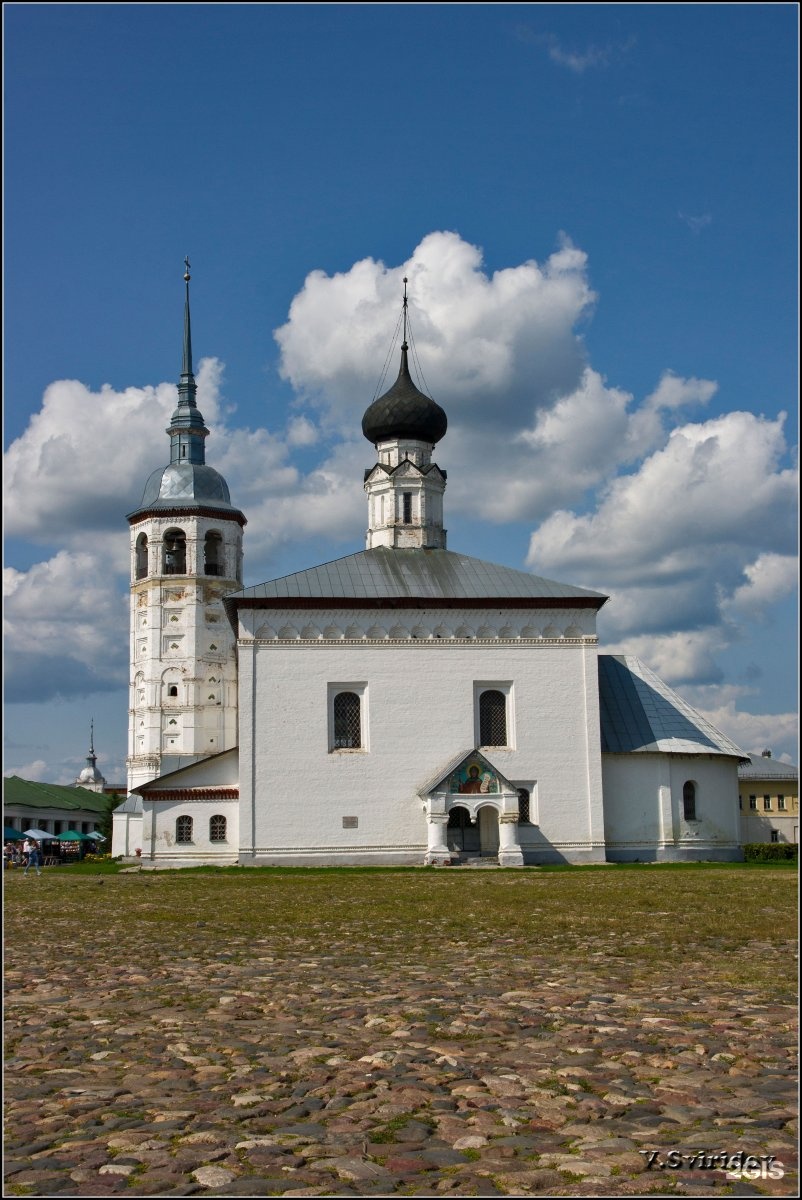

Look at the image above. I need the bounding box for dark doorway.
[446,805,480,853]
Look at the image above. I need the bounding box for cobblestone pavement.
[3,868,798,1197]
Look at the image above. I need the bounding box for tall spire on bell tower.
[167,257,208,466]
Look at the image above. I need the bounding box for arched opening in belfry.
[163,529,186,575]
[135,533,148,580]
[204,531,223,577]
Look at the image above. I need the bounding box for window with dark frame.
[778,795,786,810]
[480,689,507,746]
[771,830,779,843]
[682,780,696,821]
[763,795,772,811]
[749,795,757,810]
[176,815,193,843]
[209,814,227,842]
[333,691,361,749]
[402,492,412,524]
[517,788,530,824]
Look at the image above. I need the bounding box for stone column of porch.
[424,812,452,866]
[498,813,524,867]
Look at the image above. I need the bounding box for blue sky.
[4,2,799,783]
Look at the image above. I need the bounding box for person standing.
[24,838,42,877]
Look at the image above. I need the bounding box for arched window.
[682,781,697,821]
[517,788,530,824]
[167,685,178,698]
[135,533,148,580]
[204,531,223,577]
[163,529,186,575]
[209,815,227,842]
[480,690,507,746]
[333,691,361,749]
[176,815,193,844]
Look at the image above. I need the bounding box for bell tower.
[125,260,246,794]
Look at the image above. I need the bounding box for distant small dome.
[362,347,447,446]
[138,463,235,510]
[77,763,105,786]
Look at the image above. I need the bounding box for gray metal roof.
[738,755,798,780]
[131,462,237,514]
[227,548,608,605]
[599,655,748,759]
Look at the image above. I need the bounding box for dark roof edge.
[226,595,607,612]
[128,505,247,527]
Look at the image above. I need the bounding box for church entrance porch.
[421,749,524,867]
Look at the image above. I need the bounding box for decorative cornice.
[246,637,598,647]
[129,507,247,527]
[140,788,239,801]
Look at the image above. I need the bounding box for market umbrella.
[4,827,24,840]
[57,830,92,841]
[85,831,107,841]
[23,828,59,840]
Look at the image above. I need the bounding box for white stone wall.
[111,810,143,858]
[142,797,239,865]
[127,512,241,794]
[602,752,742,861]
[237,623,606,865]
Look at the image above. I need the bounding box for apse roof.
[598,655,748,759]
[227,547,608,605]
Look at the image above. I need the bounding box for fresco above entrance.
[448,762,500,794]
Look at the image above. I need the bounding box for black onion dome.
[362,346,447,445]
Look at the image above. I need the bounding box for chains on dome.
[371,308,404,403]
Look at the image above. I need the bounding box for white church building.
[112,269,747,866]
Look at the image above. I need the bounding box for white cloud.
[286,415,319,447]
[723,553,798,619]
[527,411,797,589]
[3,551,129,702]
[275,230,596,432]
[4,759,49,783]
[694,701,797,764]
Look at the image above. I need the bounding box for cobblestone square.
[4,865,797,1196]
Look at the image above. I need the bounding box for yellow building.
[738,750,799,844]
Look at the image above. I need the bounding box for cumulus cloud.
[722,553,798,619]
[3,551,130,702]
[275,230,595,432]
[527,411,796,587]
